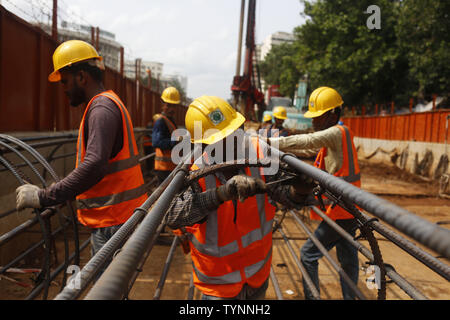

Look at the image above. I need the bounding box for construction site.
[0,0,449,307]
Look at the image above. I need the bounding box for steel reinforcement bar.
[267,145,450,260]
[83,147,198,300]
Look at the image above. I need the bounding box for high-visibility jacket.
[183,137,275,298]
[143,132,152,147]
[154,115,177,171]
[75,90,147,228]
[311,125,361,221]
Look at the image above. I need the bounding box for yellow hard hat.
[161,87,181,104]
[272,106,287,120]
[48,40,103,82]
[304,86,343,118]
[153,113,162,122]
[185,96,245,145]
[263,114,272,122]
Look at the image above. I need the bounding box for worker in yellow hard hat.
[165,95,312,300]
[259,114,272,130]
[268,86,361,300]
[16,40,147,263]
[142,114,163,173]
[262,106,289,137]
[152,87,181,184]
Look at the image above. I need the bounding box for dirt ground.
[1,159,449,300]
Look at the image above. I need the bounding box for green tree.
[396,0,450,99]
[294,0,407,108]
[259,42,301,100]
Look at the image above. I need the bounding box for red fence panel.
[0,6,186,133]
[343,110,450,143]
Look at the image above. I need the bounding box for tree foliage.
[259,0,449,110]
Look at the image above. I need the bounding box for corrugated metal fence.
[0,6,186,133]
[343,110,450,143]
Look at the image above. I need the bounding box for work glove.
[216,175,266,203]
[16,184,41,211]
[289,174,316,197]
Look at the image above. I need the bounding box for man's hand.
[216,175,266,203]
[289,174,316,197]
[16,184,41,210]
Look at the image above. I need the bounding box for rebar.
[269,146,450,260]
[289,210,367,300]
[153,236,179,300]
[276,225,320,299]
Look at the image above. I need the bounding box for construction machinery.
[231,0,265,122]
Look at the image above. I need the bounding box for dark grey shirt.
[38,95,123,207]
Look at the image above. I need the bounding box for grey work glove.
[216,175,267,203]
[16,184,41,210]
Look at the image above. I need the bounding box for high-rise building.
[124,60,164,81]
[259,31,295,61]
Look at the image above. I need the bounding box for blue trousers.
[300,219,359,300]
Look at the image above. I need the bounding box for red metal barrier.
[0,6,186,133]
[343,110,450,143]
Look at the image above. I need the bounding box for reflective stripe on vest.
[187,137,274,286]
[154,115,177,171]
[311,125,360,221]
[75,91,146,227]
[192,248,272,285]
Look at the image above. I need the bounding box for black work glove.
[289,174,316,198]
[216,175,267,203]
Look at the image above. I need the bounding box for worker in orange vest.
[268,87,360,300]
[165,96,313,300]
[152,87,180,184]
[142,114,162,173]
[15,40,147,259]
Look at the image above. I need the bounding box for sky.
[3,0,306,100]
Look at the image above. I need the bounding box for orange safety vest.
[154,115,177,171]
[310,125,361,221]
[143,134,152,147]
[183,137,275,298]
[75,90,147,228]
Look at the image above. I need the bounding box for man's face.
[312,110,336,132]
[162,102,177,117]
[274,118,284,128]
[60,70,86,107]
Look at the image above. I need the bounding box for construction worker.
[268,86,360,300]
[142,114,162,173]
[165,96,313,300]
[15,40,147,258]
[152,87,180,184]
[259,114,273,130]
[263,106,289,137]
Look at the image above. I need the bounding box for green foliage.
[260,0,449,109]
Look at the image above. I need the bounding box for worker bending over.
[16,40,147,258]
[269,86,360,300]
[152,87,180,184]
[165,96,313,300]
